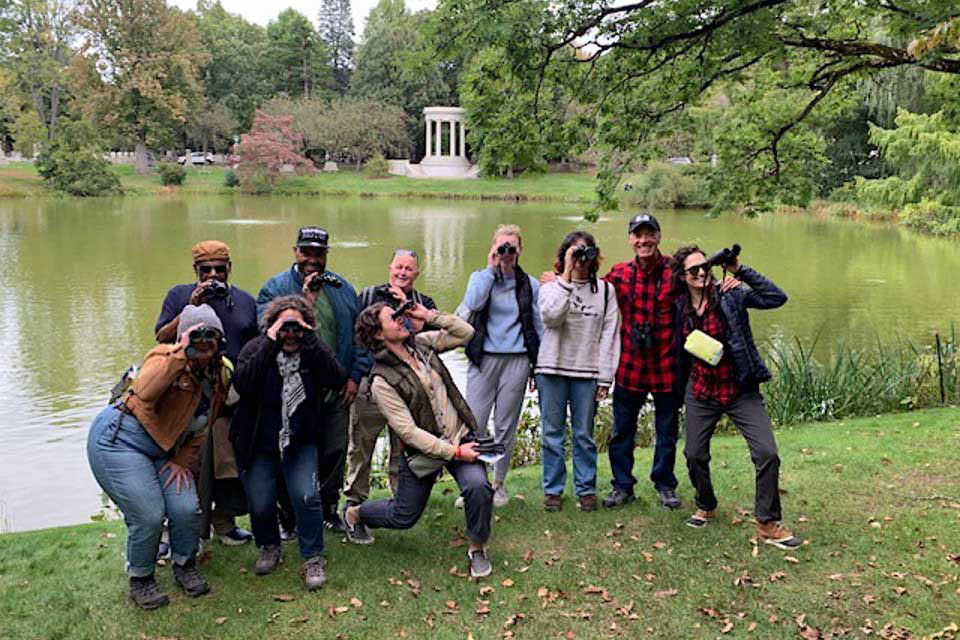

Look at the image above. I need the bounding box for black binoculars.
[632,322,654,351]
[391,299,414,321]
[497,241,517,256]
[707,243,741,268]
[306,272,343,291]
[279,319,305,335]
[189,326,221,343]
[201,281,229,300]
[573,245,598,262]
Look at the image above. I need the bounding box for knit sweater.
[535,278,621,386]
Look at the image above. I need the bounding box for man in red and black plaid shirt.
[601,214,683,510]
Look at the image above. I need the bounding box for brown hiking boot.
[302,555,327,591]
[577,495,597,511]
[255,545,283,575]
[129,574,169,610]
[686,509,715,528]
[756,521,802,549]
[543,494,562,512]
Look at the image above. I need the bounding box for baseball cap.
[628,213,661,234]
[296,227,329,248]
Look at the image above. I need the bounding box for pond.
[1,194,957,532]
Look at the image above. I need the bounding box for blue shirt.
[155,284,259,364]
[463,267,544,354]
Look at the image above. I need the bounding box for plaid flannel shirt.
[604,253,676,393]
[685,302,738,405]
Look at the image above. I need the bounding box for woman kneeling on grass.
[671,246,803,549]
[345,302,495,578]
[87,304,226,609]
[230,296,346,590]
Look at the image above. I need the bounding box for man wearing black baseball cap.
[257,226,370,536]
[601,212,683,511]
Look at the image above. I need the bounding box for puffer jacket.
[674,265,787,392]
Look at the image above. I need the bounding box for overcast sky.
[170,0,438,34]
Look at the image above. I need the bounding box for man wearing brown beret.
[155,240,259,547]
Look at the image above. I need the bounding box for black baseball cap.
[296,226,329,248]
[628,213,661,234]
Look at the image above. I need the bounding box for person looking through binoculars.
[346,302,495,578]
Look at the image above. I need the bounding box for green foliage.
[34,119,121,196]
[363,152,391,178]
[223,169,239,187]
[316,0,354,95]
[11,108,46,156]
[265,9,332,100]
[157,162,186,186]
[627,162,711,209]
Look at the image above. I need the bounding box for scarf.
[276,351,305,457]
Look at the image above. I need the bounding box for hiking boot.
[255,545,283,575]
[323,507,347,535]
[172,558,210,597]
[492,487,509,508]
[686,509,715,528]
[343,506,375,545]
[656,488,682,510]
[602,488,635,508]
[218,526,253,546]
[129,574,169,610]
[454,495,465,509]
[756,521,803,550]
[543,494,562,512]
[302,555,327,591]
[468,548,492,578]
[577,495,598,512]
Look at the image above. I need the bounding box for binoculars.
[497,241,517,256]
[391,299,414,321]
[189,326,221,343]
[706,243,741,268]
[573,245,598,262]
[200,281,229,300]
[279,319,305,335]
[306,272,343,291]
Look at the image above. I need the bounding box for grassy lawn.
[0,162,603,203]
[1,408,959,640]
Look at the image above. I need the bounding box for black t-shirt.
[155,283,259,364]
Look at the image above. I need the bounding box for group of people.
[86,214,803,610]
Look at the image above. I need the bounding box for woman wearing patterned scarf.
[231,296,346,590]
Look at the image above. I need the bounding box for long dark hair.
[670,245,719,322]
[553,231,602,292]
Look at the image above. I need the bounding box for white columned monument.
[388,106,479,179]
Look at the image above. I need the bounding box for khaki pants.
[344,378,401,504]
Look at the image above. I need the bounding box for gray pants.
[683,387,782,522]
[344,379,401,504]
[466,354,530,485]
[358,455,493,543]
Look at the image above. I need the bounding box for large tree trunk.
[135,130,149,175]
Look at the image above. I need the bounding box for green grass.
[2,409,959,639]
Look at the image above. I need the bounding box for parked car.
[177,152,215,166]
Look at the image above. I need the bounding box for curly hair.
[355,303,388,352]
[553,231,602,291]
[669,245,706,294]
[262,295,316,331]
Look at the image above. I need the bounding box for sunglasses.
[196,264,228,274]
[394,249,419,259]
[684,263,712,276]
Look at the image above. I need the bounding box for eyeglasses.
[684,263,711,276]
[393,249,419,259]
[196,264,228,274]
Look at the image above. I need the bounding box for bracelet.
[455,445,461,460]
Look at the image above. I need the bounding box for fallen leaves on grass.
[501,578,515,587]
[214,617,227,625]
[769,571,786,582]
[350,598,363,608]
[654,589,678,599]
[522,550,535,564]
[475,600,490,618]
[503,613,526,629]
[272,594,295,602]
[289,616,309,625]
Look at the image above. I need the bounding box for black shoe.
[342,506,375,545]
[656,488,681,510]
[279,523,298,543]
[218,526,253,546]
[323,508,347,535]
[129,574,169,610]
[172,558,211,597]
[602,488,636,508]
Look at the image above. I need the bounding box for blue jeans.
[536,374,598,497]
[608,387,679,493]
[240,442,324,559]
[86,406,201,577]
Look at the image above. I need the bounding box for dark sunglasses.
[684,263,712,276]
[394,249,418,259]
[196,264,228,274]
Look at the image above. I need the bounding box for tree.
[434,0,960,210]
[72,0,210,174]
[317,0,354,95]
[35,118,121,195]
[235,109,314,191]
[186,98,237,153]
[265,9,332,100]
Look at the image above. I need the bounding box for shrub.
[157,162,186,186]
[628,161,711,209]
[235,110,314,192]
[35,120,122,196]
[363,153,391,178]
[223,170,240,188]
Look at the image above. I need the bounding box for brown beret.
[192,240,231,263]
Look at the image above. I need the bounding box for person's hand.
[405,302,432,322]
[560,245,577,282]
[540,271,557,285]
[388,286,408,303]
[302,272,319,305]
[340,379,359,407]
[596,386,609,401]
[178,323,203,349]
[456,442,480,462]
[160,461,192,495]
[727,256,741,274]
[487,244,501,270]
[719,275,742,293]
[189,281,213,306]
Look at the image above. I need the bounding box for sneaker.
[279,523,298,543]
[172,558,210,597]
[323,508,347,535]
[492,487,509,508]
[656,488,682,510]
[218,526,253,546]
[756,521,803,550]
[602,488,635,508]
[468,548,492,578]
[255,545,283,576]
[454,495,465,509]
[686,509,715,528]
[302,555,327,591]
[156,540,171,562]
[129,574,169,610]
[577,495,598,511]
[543,494,562,512]
[343,507,375,545]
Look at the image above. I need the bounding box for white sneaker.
[492,487,509,508]
[454,495,465,509]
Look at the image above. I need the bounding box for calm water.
[1,195,957,532]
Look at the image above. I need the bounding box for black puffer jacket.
[674,265,787,392]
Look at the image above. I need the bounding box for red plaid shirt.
[684,302,738,405]
[604,253,676,393]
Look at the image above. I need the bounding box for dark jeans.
[240,442,325,559]
[608,386,679,493]
[358,455,494,544]
[683,387,782,522]
[317,399,350,509]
